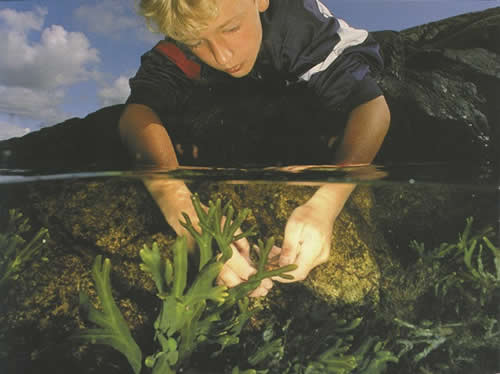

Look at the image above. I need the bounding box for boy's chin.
[226,62,255,78]
[228,70,250,78]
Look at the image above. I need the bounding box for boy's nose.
[209,38,233,67]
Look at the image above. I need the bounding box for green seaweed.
[298,322,398,374]
[238,313,398,374]
[76,256,143,374]
[77,194,296,373]
[411,217,499,310]
[75,203,498,374]
[395,217,500,372]
[0,209,49,293]
[235,217,497,374]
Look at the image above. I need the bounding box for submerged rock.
[1,178,387,373]
[202,183,384,307]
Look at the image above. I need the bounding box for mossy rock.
[202,183,384,308]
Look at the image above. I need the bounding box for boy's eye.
[224,25,240,33]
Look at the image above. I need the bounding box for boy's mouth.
[225,63,243,74]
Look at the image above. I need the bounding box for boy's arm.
[119,103,195,239]
[316,95,390,204]
[119,104,270,296]
[277,95,390,281]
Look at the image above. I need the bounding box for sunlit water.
[0,164,498,374]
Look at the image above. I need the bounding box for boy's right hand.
[144,178,271,297]
[182,205,273,298]
[217,232,273,298]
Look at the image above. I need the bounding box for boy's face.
[185,0,269,77]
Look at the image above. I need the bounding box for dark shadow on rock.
[0,105,129,171]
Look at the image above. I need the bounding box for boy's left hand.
[274,197,336,282]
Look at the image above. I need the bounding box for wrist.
[308,183,356,219]
[143,178,193,224]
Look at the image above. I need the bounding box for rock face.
[0,105,129,170]
[374,7,500,169]
[0,7,498,170]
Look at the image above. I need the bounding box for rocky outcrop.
[374,7,500,169]
[0,105,129,170]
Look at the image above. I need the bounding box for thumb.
[233,228,251,261]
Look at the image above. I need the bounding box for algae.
[237,217,499,374]
[0,209,49,294]
[392,217,500,372]
[76,194,296,373]
[233,311,398,374]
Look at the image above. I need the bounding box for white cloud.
[98,76,131,106]
[0,121,32,141]
[0,86,68,125]
[0,7,100,126]
[74,0,160,42]
[0,9,100,90]
[0,6,46,33]
[74,0,138,35]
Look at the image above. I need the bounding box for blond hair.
[137,0,219,43]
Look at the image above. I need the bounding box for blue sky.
[0,0,498,140]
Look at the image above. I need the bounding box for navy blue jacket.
[126,0,384,120]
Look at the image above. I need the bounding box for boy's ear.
[257,0,269,12]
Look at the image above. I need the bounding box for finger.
[226,246,257,281]
[233,228,251,260]
[249,286,269,298]
[220,216,251,260]
[248,277,273,297]
[217,265,244,288]
[280,222,303,266]
[269,245,282,257]
[275,236,317,283]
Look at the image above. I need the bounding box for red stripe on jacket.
[154,41,201,80]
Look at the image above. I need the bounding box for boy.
[119,0,391,297]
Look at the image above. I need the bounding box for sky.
[0,0,499,140]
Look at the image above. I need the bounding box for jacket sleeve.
[276,0,384,112]
[126,45,195,120]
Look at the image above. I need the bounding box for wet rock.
[373,8,500,167]
[305,188,383,307]
[203,183,384,308]
[25,178,171,257]
[372,182,498,266]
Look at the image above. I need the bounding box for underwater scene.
[0,165,498,374]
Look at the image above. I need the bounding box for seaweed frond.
[77,194,296,374]
[0,209,49,293]
[399,217,500,371]
[73,256,143,374]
